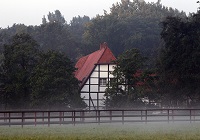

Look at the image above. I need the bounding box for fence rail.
[0,108,200,127]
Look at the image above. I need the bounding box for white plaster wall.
[80,64,116,108]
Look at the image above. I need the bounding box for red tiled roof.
[75,43,116,85]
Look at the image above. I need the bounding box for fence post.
[167,109,170,123]
[122,110,124,125]
[73,111,76,126]
[59,112,62,125]
[42,112,44,126]
[4,113,7,123]
[141,110,143,121]
[190,109,192,123]
[48,111,50,127]
[71,111,73,125]
[22,112,24,128]
[172,110,174,123]
[34,112,37,126]
[63,112,65,122]
[145,110,147,124]
[8,113,10,127]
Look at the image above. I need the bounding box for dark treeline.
[105,7,200,109]
[0,1,186,63]
[0,33,86,109]
[0,0,199,109]
[0,12,90,62]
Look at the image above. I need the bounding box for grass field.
[0,123,200,140]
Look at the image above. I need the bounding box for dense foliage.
[157,11,200,107]
[0,1,185,64]
[0,0,198,109]
[0,11,90,61]
[105,48,147,108]
[107,9,200,108]
[0,33,85,109]
[1,33,39,109]
[83,0,186,66]
[30,50,85,109]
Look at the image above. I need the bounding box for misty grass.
[0,123,200,139]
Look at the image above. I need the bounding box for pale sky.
[0,0,199,28]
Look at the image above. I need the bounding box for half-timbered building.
[75,42,116,110]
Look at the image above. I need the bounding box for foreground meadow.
[0,123,200,140]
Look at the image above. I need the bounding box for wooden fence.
[0,108,200,127]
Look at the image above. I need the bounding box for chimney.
[100,42,108,50]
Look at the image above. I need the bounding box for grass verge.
[0,123,200,139]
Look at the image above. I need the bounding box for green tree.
[158,11,200,107]
[30,50,86,109]
[83,0,186,66]
[69,16,90,59]
[105,48,146,108]
[1,33,39,109]
[0,33,86,109]
[47,10,66,24]
[42,15,47,25]
[34,22,79,60]
[0,14,84,61]
[70,15,90,41]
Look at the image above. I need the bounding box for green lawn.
[0,123,200,139]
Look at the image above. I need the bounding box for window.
[99,78,107,86]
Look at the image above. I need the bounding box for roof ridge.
[97,46,107,63]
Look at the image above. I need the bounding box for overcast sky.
[0,0,199,28]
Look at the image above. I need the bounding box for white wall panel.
[90,78,98,84]
[80,64,116,109]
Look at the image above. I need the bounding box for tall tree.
[30,50,86,109]
[69,16,90,59]
[70,15,90,41]
[47,10,66,24]
[158,11,200,107]
[1,33,39,109]
[34,22,78,61]
[0,33,86,109]
[105,48,146,108]
[42,15,47,24]
[83,0,186,66]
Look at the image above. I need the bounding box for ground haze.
[0,123,200,139]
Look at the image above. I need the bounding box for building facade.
[75,43,116,110]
